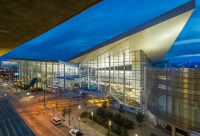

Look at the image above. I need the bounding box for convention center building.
[4,0,199,135]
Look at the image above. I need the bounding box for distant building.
[0,60,18,80]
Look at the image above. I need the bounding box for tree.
[150,133,157,136]
[135,112,144,126]
[102,101,108,109]
[62,107,67,121]
[120,127,128,136]
[80,111,89,119]
[118,105,124,115]
[105,131,116,136]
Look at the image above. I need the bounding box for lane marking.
[8,118,18,136]
[37,130,42,135]
[3,120,10,136]
[35,116,59,136]
[20,120,32,134]
[145,122,168,136]
[13,117,24,136]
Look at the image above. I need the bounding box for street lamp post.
[91,111,93,121]
[53,104,54,116]
[109,120,111,132]
[79,118,80,130]
[79,105,81,130]
[69,99,71,126]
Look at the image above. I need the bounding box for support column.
[79,64,81,88]
[19,62,21,81]
[140,50,143,113]
[87,62,89,89]
[64,65,66,90]
[97,59,99,91]
[154,116,157,126]
[45,62,47,90]
[52,63,54,86]
[58,63,60,87]
[172,126,175,136]
[123,53,125,104]
[109,56,111,102]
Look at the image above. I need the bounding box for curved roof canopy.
[68,0,195,65]
[0,0,102,56]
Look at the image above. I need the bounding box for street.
[0,79,106,136]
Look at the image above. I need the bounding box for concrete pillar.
[109,56,111,102]
[172,126,175,136]
[97,59,99,91]
[64,65,66,90]
[154,116,157,126]
[58,63,60,87]
[87,62,89,89]
[123,53,125,104]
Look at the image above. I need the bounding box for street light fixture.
[91,111,93,121]
[109,120,111,132]
[79,105,81,130]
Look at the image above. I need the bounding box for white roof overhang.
[68,0,195,65]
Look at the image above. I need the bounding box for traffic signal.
[34,93,36,95]
[34,92,35,99]
[14,92,16,95]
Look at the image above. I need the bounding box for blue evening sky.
[1,0,200,63]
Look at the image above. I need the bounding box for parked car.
[51,117,61,125]
[69,129,84,136]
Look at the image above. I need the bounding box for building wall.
[145,68,200,133]
[79,50,150,112]
[0,67,18,76]
[19,61,78,89]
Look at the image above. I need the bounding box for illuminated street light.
[109,120,111,132]
[79,105,81,130]
[91,111,93,121]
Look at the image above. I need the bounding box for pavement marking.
[8,118,18,136]
[145,122,168,136]
[3,120,10,136]
[13,117,24,136]
[0,128,3,136]
[0,106,6,116]
[20,120,32,134]
[37,130,42,135]
[35,116,60,136]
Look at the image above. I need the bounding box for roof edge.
[67,0,195,63]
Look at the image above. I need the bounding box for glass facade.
[146,68,200,133]
[18,60,78,90]
[79,50,150,111]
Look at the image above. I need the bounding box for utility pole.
[43,87,45,106]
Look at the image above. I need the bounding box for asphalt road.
[0,80,71,136]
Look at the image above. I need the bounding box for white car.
[51,117,61,125]
[69,129,84,136]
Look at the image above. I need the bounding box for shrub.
[105,110,113,119]
[80,111,89,119]
[96,107,105,117]
[135,112,144,125]
[113,113,122,125]
[102,101,108,109]
[150,133,157,136]
[118,105,124,115]
[62,107,67,121]
[120,127,128,136]
[105,131,116,136]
